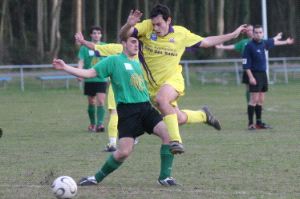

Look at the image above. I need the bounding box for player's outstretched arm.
[274,37,295,46]
[273,32,283,41]
[200,24,247,48]
[52,58,97,78]
[119,9,143,39]
[215,44,235,50]
[75,32,95,50]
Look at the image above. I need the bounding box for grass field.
[0,80,299,199]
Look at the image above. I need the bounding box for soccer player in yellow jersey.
[117,4,247,154]
[75,4,246,154]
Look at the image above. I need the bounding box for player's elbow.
[199,39,211,48]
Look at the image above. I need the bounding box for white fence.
[0,57,300,91]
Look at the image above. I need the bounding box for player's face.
[246,26,253,38]
[124,37,139,57]
[253,27,264,41]
[151,15,171,37]
[90,30,102,42]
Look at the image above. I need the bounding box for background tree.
[0,0,299,64]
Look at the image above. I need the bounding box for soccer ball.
[51,176,77,199]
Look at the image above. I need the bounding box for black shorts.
[242,71,249,84]
[84,82,107,96]
[117,102,162,139]
[249,71,268,93]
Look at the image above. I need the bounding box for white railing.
[180,57,300,86]
[1,57,300,91]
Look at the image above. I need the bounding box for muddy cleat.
[88,124,96,132]
[104,144,117,152]
[202,106,221,130]
[248,124,256,131]
[256,123,272,129]
[78,176,97,186]
[169,141,184,154]
[96,124,105,132]
[158,177,177,186]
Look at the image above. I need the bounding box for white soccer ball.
[51,176,78,199]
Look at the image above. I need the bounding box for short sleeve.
[78,46,86,60]
[264,39,275,50]
[242,44,252,70]
[181,27,204,48]
[93,57,113,79]
[134,19,153,37]
[94,44,123,56]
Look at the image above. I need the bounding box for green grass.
[0,81,300,199]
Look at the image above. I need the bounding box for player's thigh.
[142,103,163,134]
[117,103,144,139]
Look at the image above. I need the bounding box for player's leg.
[94,138,134,183]
[248,92,259,130]
[78,138,134,186]
[245,84,250,104]
[254,72,271,129]
[84,82,97,132]
[105,109,118,151]
[87,95,96,132]
[161,72,221,130]
[255,92,264,127]
[95,82,107,132]
[142,103,176,185]
[242,71,250,104]
[105,85,118,152]
[179,107,221,130]
[95,92,106,132]
[155,84,184,154]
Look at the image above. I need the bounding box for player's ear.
[167,17,172,24]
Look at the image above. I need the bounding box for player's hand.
[77,77,83,82]
[274,32,283,40]
[75,32,85,45]
[286,37,295,45]
[249,77,257,85]
[52,59,66,70]
[215,44,224,49]
[232,24,248,38]
[127,9,143,26]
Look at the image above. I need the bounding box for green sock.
[246,90,250,103]
[159,144,174,180]
[88,105,95,125]
[95,154,123,183]
[97,106,106,125]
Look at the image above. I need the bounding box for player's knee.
[116,149,132,159]
[97,100,105,106]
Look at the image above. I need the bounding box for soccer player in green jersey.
[77,26,107,132]
[53,36,177,186]
[119,4,247,154]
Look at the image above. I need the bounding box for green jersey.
[78,42,107,82]
[94,53,149,104]
[234,38,250,54]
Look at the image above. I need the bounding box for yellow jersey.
[94,44,123,56]
[134,19,204,86]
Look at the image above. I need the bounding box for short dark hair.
[89,26,102,34]
[150,4,171,21]
[254,25,263,30]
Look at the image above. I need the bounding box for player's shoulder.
[245,39,254,47]
[173,25,189,33]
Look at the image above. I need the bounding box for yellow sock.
[108,114,118,139]
[163,114,182,143]
[182,109,206,123]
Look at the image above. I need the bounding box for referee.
[243,25,294,130]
